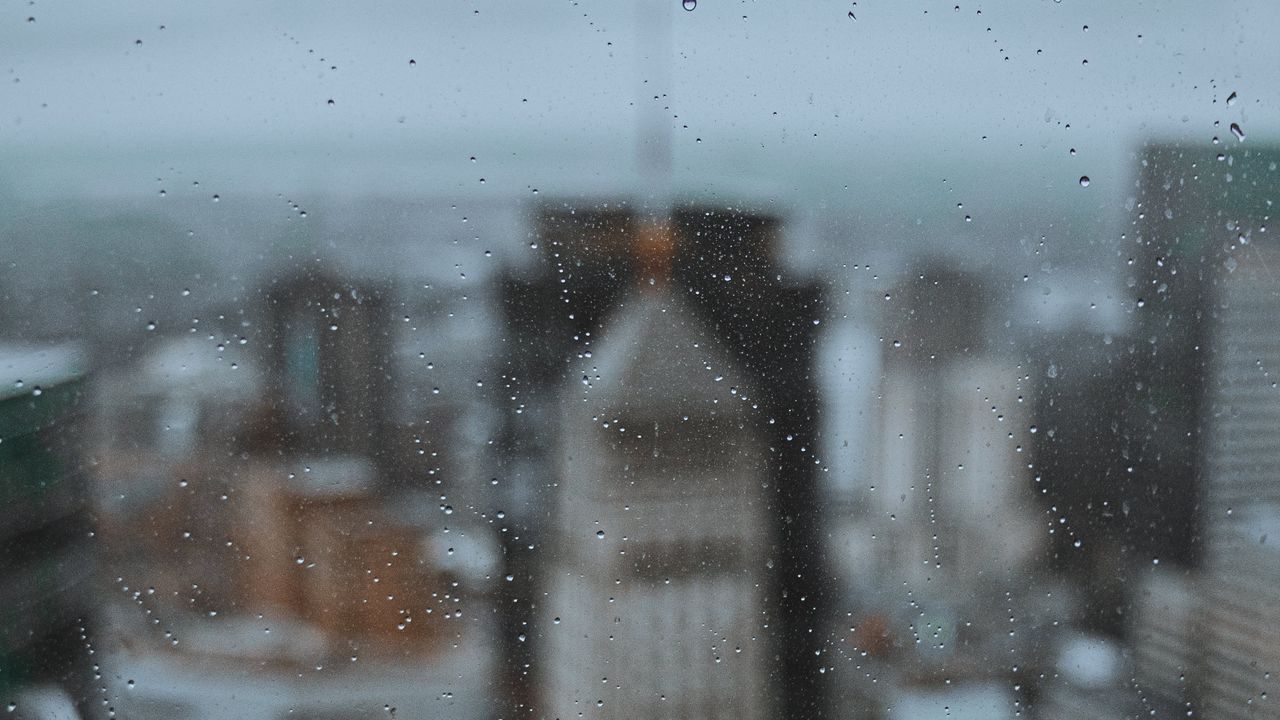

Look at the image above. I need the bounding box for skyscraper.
[0,343,95,718]
[1126,144,1280,565]
[1198,242,1280,720]
[494,203,826,719]
[544,285,772,719]
[259,267,392,461]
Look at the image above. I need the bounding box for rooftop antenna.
[634,0,675,215]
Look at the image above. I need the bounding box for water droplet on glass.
[1078,176,1090,187]
[1226,91,1237,106]
[1230,122,1245,141]
[595,530,605,539]
[682,0,696,10]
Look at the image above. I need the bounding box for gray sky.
[3,0,1275,206]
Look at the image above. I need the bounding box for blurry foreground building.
[0,344,96,719]
[545,286,772,719]
[825,269,1049,716]
[494,204,826,719]
[1126,144,1280,565]
[259,267,392,461]
[1197,243,1280,720]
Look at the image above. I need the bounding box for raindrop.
[682,0,696,10]
[1078,176,1090,187]
[1226,91,1238,106]
[1230,122,1245,141]
[596,530,605,539]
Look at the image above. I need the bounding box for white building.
[1198,244,1280,720]
[543,289,772,720]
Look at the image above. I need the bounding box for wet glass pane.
[2,2,1278,719]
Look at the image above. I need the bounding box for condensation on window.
[1,2,1278,719]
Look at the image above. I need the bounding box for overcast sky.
[3,0,1275,207]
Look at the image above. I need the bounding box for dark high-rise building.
[1125,143,1280,565]
[492,203,826,720]
[0,344,97,718]
[258,267,393,460]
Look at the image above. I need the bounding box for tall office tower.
[1126,145,1280,565]
[1198,243,1280,720]
[494,204,825,719]
[0,344,96,718]
[872,270,1039,596]
[544,284,771,720]
[259,267,392,460]
[831,268,1044,702]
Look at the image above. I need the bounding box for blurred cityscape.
[2,139,1279,720]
